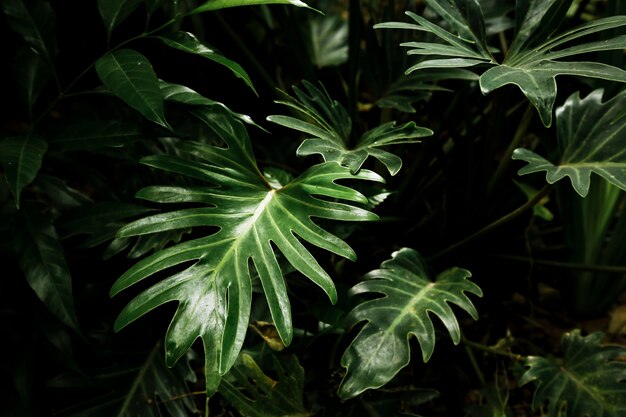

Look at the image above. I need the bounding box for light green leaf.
[111,107,382,396]
[0,134,48,209]
[338,248,482,399]
[95,49,170,129]
[13,208,80,332]
[97,0,143,38]
[519,330,626,417]
[268,81,431,175]
[512,88,626,197]
[158,32,256,93]
[189,0,313,14]
[218,354,309,417]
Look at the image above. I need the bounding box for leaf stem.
[431,183,554,260]
[462,338,524,362]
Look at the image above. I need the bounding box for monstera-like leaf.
[111,107,382,396]
[338,248,482,399]
[377,0,626,126]
[519,330,626,417]
[267,81,432,176]
[512,88,626,197]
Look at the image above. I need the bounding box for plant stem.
[462,338,524,362]
[431,183,554,260]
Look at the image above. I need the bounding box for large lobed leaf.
[111,107,382,396]
[268,81,432,176]
[338,248,482,399]
[512,88,626,197]
[519,330,626,417]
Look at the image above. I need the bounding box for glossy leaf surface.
[219,354,309,417]
[111,107,381,396]
[339,248,481,399]
[95,49,170,129]
[512,88,626,197]
[519,330,626,417]
[268,81,432,175]
[0,134,48,208]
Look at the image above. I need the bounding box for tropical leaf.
[308,12,348,68]
[0,134,48,209]
[12,207,80,332]
[111,107,382,396]
[97,0,143,39]
[95,49,170,129]
[512,88,626,197]
[267,81,432,175]
[158,32,256,93]
[519,330,626,417]
[189,0,313,14]
[218,354,309,417]
[378,0,626,126]
[338,248,481,399]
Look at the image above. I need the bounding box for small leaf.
[189,0,313,14]
[97,0,143,38]
[96,49,170,129]
[12,208,80,332]
[519,330,626,417]
[512,89,626,197]
[218,354,309,417]
[158,32,256,93]
[0,134,48,209]
[338,248,482,399]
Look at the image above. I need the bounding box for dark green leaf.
[95,49,170,129]
[14,47,53,114]
[13,208,80,332]
[50,119,146,151]
[519,330,626,417]
[0,134,48,209]
[111,107,382,396]
[512,88,626,197]
[339,248,481,399]
[97,0,143,38]
[219,354,309,417]
[158,32,256,93]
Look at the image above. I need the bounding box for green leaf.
[12,208,80,332]
[519,330,626,417]
[158,32,256,93]
[97,0,143,38]
[512,88,626,197]
[218,354,309,417]
[0,134,48,209]
[14,47,52,114]
[111,107,382,396]
[50,119,146,151]
[95,49,170,129]
[308,13,348,68]
[2,0,57,68]
[268,81,431,175]
[189,0,313,14]
[338,248,482,399]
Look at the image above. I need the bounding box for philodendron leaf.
[338,248,482,399]
[13,208,80,333]
[95,49,170,129]
[111,107,382,396]
[268,81,432,175]
[512,88,626,197]
[158,32,256,93]
[0,134,48,209]
[97,0,143,38]
[519,330,626,417]
[189,0,313,14]
[219,354,309,417]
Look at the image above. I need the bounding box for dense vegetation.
[2,0,626,416]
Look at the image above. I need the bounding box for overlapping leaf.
[0,134,48,208]
[519,330,626,417]
[512,88,626,197]
[111,107,382,396]
[378,0,626,126]
[338,248,481,399]
[267,81,432,175]
[219,354,309,417]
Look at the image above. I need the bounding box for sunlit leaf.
[111,107,382,396]
[96,49,170,129]
[512,88,626,197]
[338,248,481,399]
[519,330,626,417]
[0,134,48,209]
